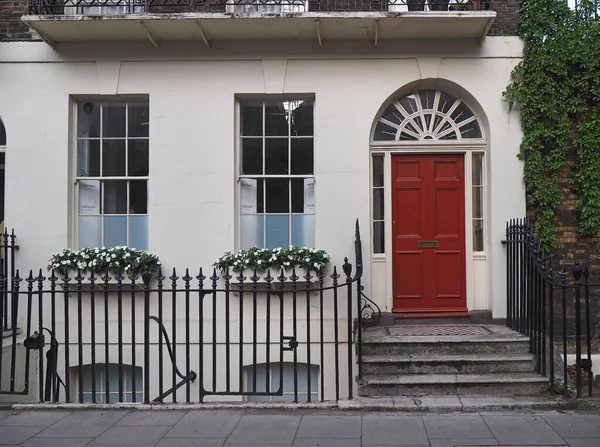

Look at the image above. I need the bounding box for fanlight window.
[373,90,483,141]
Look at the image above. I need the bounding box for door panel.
[392,154,466,313]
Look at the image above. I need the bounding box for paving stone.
[543,414,600,438]
[116,410,187,426]
[362,415,429,446]
[165,410,243,438]
[566,439,600,447]
[424,415,493,439]
[0,426,45,445]
[21,439,94,447]
[295,415,361,439]
[0,411,13,422]
[429,440,499,447]
[155,439,226,447]
[37,410,130,438]
[226,415,301,445]
[483,415,566,445]
[293,440,361,447]
[0,410,72,426]
[90,424,171,445]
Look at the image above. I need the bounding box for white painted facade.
[0,33,525,402]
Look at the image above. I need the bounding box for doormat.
[386,325,491,336]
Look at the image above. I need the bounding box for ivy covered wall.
[505,0,600,249]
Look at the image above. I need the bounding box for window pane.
[372,156,383,188]
[78,216,102,249]
[265,138,289,175]
[128,101,149,138]
[419,90,436,110]
[240,178,263,214]
[129,216,148,250]
[129,180,147,214]
[381,105,404,125]
[374,121,397,141]
[77,140,100,177]
[291,139,313,175]
[451,103,474,125]
[473,220,484,252]
[241,101,263,136]
[103,180,127,214]
[472,153,483,185]
[399,94,418,115]
[241,215,264,249]
[102,140,126,176]
[265,101,288,136]
[128,140,149,177]
[374,221,384,254]
[438,92,457,114]
[241,139,263,175]
[104,216,127,247]
[292,178,314,214]
[373,189,384,220]
[291,215,314,247]
[460,121,482,139]
[79,180,101,215]
[472,186,483,219]
[266,179,289,213]
[291,101,313,136]
[247,364,268,393]
[77,101,100,138]
[102,102,126,137]
[266,215,289,249]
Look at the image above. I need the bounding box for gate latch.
[283,336,298,351]
[24,331,45,350]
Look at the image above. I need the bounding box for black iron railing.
[505,218,594,398]
[27,0,493,15]
[1,229,18,332]
[2,221,365,404]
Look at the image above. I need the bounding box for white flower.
[284,261,290,266]
[314,262,319,268]
[257,260,262,265]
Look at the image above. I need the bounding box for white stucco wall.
[0,36,524,321]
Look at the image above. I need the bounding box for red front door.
[392,154,467,315]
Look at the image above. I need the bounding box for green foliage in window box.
[213,246,330,273]
[48,246,161,276]
[504,0,600,247]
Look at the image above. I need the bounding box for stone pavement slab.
[293,440,361,447]
[423,415,494,439]
[165,410,242,438]
[116,410,187,426]
[295,415,361,439]
[0,410,13,422]
[90,424,172,445]
[483,415,566,445]
[542,414,600,438]
[19,439,94,447]
[362,415,429,446]
[0,426,46,445]
[225,414,301,445]
[565,439,600,447]
[37,410,129,438]
[429,439,499,447]
[155,439,226,447]
[0,410,71,426]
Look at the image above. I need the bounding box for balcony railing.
[27,0,493,15]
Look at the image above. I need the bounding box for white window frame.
[237,97,315,250]
[73,98,150,250]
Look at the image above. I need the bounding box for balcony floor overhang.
[22,12,496,46]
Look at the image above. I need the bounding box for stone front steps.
[358,324,550,398]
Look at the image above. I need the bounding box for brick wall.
[0,0,35,41]
[540,149,600,342]
[489,0,520,36]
